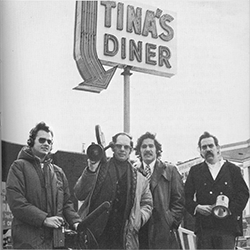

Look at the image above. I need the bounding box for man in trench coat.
[135,132,185,249]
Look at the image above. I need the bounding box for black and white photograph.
[1,0,249,249]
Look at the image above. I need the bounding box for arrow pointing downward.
[73,1,117,93]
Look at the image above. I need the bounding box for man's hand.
[88,159,100,172]
[196,205,213,216]
[43,216,64,228]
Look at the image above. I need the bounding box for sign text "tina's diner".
[97,1,177,77]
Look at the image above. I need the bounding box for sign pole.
[121,66,132,133]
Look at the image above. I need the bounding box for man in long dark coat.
[6,122,81,249]
[135,132,185,249]
[185,131,249,249]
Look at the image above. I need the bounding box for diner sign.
[97,1,177,77]
[74,1,176,92]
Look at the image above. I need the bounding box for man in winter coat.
[135,132,185,249]
[74,132,153,249]
[185,131,249,249]
[6,122,81,249]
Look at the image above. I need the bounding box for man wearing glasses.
[185,131,249,249]
[6,122,81,249]
[74,132,153,249]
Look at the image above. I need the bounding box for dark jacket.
[6,146,81,249]
[137,160,185,249]
[185,160,249,236]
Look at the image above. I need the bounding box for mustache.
[205,151,214,157]
[143,152,153,156]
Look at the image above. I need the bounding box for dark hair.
[112,132,133,148]
[27,122,53,147]
[198,131,219,148]
[135,132,162,158]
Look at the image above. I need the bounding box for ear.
[109,141,115,149]
[198,147,204,158]
[199,148,205,159]
[111,145,115,153]
[129,147,133,154]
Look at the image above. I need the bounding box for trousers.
[196,229,235,249]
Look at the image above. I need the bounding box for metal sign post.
[121,66,132,133]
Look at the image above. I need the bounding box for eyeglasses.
[114,144,131,150]
[38,137,53,145]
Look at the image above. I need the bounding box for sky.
[1,0,249,164]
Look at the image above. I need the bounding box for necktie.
[145,164,151,179]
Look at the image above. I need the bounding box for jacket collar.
[150,159,171,191]
[201,160,227,184]
[18,146,52,165]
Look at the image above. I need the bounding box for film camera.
[86,125,112,163]
[87,143,105,162]
[52,126,111,249]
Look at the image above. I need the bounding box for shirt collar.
[206,157,225,168]
[143,159,156,172]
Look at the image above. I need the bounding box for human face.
[113,135,132,162]
[140,138,157,165]
[32,130,53,159]
[200,137,220,164]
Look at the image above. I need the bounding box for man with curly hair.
[135,132,185,249]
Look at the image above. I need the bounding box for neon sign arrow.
[73,1,117,93]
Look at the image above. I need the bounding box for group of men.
[6,121,249,249]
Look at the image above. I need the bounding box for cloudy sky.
[1,0,249,163]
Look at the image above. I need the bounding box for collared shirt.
[143,159,156,175]
[206,158,225,180]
